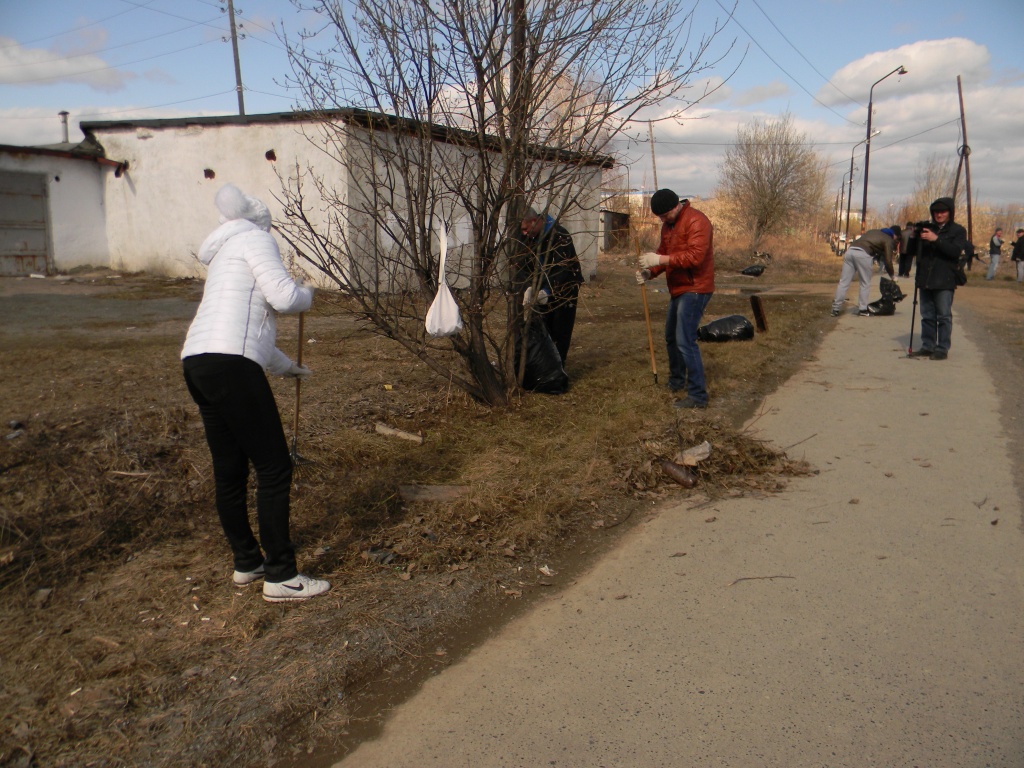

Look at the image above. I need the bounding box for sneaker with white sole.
[262,574,331,603]
[232,563,265,586]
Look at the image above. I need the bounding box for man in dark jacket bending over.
[908,197,968,361]
[517,207,584,365]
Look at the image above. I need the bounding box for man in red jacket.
[636,189,716,409]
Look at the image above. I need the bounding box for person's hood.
[197,219,260,266]
[930,197,956,221]
[214,183,272,231]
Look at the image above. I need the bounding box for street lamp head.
[898,66,908,75]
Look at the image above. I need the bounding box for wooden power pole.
[953,75,973,243]
[227,0,245,116]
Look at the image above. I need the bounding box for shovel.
[290,312,311,465]
[636,243,658,384]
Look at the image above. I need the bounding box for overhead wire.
[712,0,863,127]
[0,18,223,69]
[0,0,163,50]
[747,0,864,109]
[10,39,221,85]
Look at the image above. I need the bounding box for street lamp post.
[846,130,880,244]
[860,65,907,233]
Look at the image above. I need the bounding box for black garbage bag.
[697,314,755,342]
[868,298,895,316]
[879,276,906,303]
[516,320,569,394]
[740,264,765,277]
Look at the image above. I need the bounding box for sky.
[2,0,1023,221]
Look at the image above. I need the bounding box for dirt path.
[334,285,1024,767]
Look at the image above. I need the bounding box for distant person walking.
[986,227,1004,280]
[1011,228,1024,283]
[830,228,897,317]
[636,189,715,409]
[908,197,969,361]
[181,184,331,603]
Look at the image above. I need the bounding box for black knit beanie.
[651,189,680,216]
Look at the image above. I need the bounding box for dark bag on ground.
[879,276,906,303]
[517,320,569,394]
[740,264,765,277]
[697,314,754,342]
[868,298,895,316]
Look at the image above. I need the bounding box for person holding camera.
[908,197,968,361]
[830,227,897,317]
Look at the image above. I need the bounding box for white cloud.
[819,38,989,108]
[0,35,134,92]
[732,81,790,107]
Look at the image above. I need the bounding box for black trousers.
[183,353,297,582]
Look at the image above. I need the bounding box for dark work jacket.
[515,218,583,306]
[1012,237,1024,262]
[913,206,968,291]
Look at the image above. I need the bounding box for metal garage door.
[0,171,51,276]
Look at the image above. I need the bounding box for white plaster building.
[0,142,123,276]
[83,110,607,282]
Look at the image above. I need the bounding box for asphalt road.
[335,299,1024,768]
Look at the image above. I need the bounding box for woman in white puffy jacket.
[182,184,330,603]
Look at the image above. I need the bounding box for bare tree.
[715,112,828,251]
[275,0,731,406]
[899,153,964,223]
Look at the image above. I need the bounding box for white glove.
[523,287,550,307]
[638,252,662,269]
[284,363,311,379]
[635,269,652,284]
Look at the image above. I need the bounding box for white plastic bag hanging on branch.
[424,220,463,337]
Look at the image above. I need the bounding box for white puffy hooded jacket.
[181,184,312,374]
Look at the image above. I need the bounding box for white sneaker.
[262,574,331,603]
[233,563,265,586]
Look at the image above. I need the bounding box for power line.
[0,0,164,50]
[80,89,241,116]
[821,117,963,171]
[747,0,864,108]
[712,0,862,127]
[0,17,223,69]
[8,39,221,85]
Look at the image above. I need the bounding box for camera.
[914,220,938,235]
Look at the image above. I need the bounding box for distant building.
[1,110,609,281]
[0,139,124,276]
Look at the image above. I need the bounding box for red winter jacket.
[648,201,715,296]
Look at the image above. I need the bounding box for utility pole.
[226,0,245,116]
[954,75,973,243]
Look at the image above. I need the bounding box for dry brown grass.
[0,243,835,766]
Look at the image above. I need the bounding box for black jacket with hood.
[913,197,968,291]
